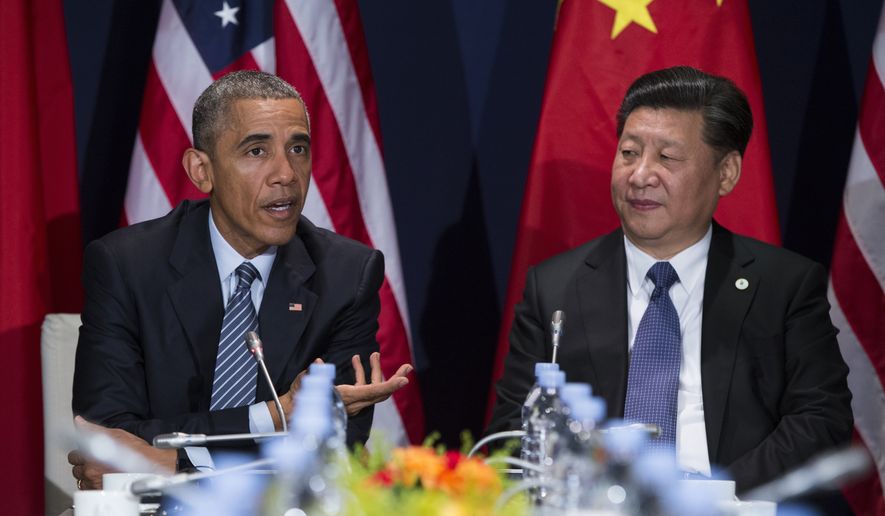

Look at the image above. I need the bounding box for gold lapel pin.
[289,303,303,312]
[735,278,749,291]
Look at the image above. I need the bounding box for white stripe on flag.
[153,0,214,142]
[829,282,885,496]
[284,0,413,344]
[843,129,885,293]
[302,179,336,232]
[252,37,276,74]
[366,398,408,451]
[125,135,173,224]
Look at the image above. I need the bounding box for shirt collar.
[625,225,712,298]
[208,209,277,286]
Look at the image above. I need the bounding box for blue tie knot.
[647,261,678,292]
[235,262,260,291]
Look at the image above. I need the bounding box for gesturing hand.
[335,352,412,416]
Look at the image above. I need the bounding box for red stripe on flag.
[830,213,885,381]
[378,280,425,442]
[213,51,261,80]
[331,0,385,149]
[274,5,373,244]
[859,60,885,185]
[138,62,205,205]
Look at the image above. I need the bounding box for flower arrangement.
[342,436,527,516]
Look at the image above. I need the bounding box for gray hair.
[192,70,310,155]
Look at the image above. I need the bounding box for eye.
[291,145,305,155]
[660,153,671,161]
[247,147,265,157]
[620,149,638,159]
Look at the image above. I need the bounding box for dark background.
[64,0,882,451]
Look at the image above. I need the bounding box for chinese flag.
[0,0,82,513]
[488,0,779,413]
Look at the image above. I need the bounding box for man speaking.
[71,71,410,488]
[489,66,853,490]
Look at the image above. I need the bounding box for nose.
[268,151,297,186]
[628,153,660,189]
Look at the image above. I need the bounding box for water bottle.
[591,421,649,514]
[308,363,348,449]
[549,396,607,511]
[520,363,560,465]
[524,369,567,505]
[262,389,334,515]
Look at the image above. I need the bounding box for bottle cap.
[561,382,592,407]
[534,362,560,378]
[309,362,336,378]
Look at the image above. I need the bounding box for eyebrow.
[235,132,311,150]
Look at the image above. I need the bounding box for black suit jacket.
[73,199,381,447]
[488,223,853,491]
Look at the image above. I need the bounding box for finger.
[68,450,84,466]
[352,354,367,386]
[391,363,413,379]
[314,357,324,364]
[369,352,383,384]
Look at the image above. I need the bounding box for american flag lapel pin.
[289,303,303,312]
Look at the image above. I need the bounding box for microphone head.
[245,331,264,360]
[551,310,565,332]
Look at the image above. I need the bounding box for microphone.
[246,331,288,433]
[153,431,288,449]
[550,310,565,364]
[741,446,872,502]
[129,456,277,496]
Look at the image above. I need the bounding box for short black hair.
[616,66,753,158]
[192,70,309,155]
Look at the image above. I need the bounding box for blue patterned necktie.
[210,262,260,410]
[624,261,681,448]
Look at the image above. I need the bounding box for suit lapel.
[166,201,224,406]
[575,229,630,417]
[701,223,757,462]
[258,228,317,398]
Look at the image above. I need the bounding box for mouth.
[261,197,298,218]
[627,198,662,211]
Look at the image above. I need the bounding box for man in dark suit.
[70,71,411,489]
[488,66,853,491]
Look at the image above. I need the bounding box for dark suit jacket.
[73,199,381,447]
[488,223,853,491]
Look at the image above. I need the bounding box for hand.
[335,352,412,416]
[270,368,309,431]
[67,416,175,490]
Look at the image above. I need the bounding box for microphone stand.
[246,331,288,433]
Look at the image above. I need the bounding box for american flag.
[828,2,885,514]
[122,0,423,445]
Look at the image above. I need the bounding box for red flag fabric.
[0,0,82,513]
[828,3,885,513]
[123,0,423,445]
[489,0,779,414]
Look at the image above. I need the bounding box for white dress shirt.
[625,226,712,476]
[185,210,279,470]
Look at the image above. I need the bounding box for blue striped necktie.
[624,261,681,448]
[210,262,260,410]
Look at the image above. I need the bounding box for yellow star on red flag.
[596,0,658,39]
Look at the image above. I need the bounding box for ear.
[182,148,214,194]
[717,150,742,197]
